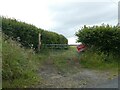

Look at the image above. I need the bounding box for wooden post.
[38,33,41,52]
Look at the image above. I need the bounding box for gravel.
[36,64,118,88]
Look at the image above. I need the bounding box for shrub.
[2,17,68,50]
[76,25,120,56]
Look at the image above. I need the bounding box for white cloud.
[68,36,81,44]
[0,0,119,44]
[0,0,54,30]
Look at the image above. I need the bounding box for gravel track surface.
[36,63,118,88]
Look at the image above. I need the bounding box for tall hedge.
[2,17,68,50]
[76,25,120,55]
[41,30,67,44]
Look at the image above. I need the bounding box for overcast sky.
[0,0,119,44]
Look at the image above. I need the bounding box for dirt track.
[36,63,118,88]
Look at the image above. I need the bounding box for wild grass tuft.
[79,48,119,72]
[2,35,42,88]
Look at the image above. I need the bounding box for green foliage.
[41,30,68,44]
[79,48,119,71]
[39,46,118,73]
[2,17,39,50]
[76,25,120,55]
[2,17,68,50]
[40,46,80,73]
[2,34,42,88]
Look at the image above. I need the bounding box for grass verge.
[79,48,119,74]
[2,35,43,88]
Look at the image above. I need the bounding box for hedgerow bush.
[2,17,68,50]
[41,30,68,44]
[76,25,120,56]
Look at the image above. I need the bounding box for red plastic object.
[77,44,86,52]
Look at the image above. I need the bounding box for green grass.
[2,34,119,88]
[0,31,2,89]
[40,46,119,74]
[79,49,119,73]
[2,35,43,88]
[39,46,81,73]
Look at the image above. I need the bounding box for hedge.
[75,25,120,55]
[2,17,68,50]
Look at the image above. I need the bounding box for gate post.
[38,33,41,52]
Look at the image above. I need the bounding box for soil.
[35,62,118,88]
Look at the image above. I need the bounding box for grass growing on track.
[50,46,80,73]
[2,35,119,88]
[39,46,80,73]
[41,46,119,74]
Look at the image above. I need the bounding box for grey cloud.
[48,2,117,38]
